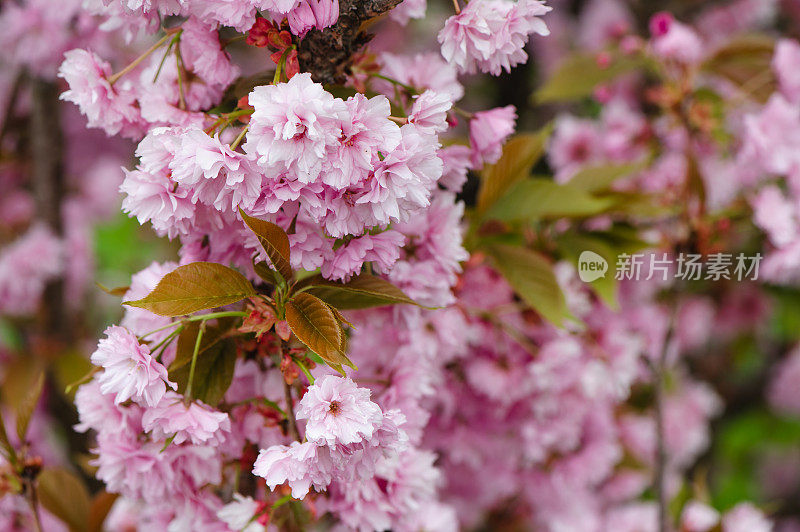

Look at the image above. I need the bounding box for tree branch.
[298,0,404,85]
[653,312,675,532]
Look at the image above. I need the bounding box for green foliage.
[534,51,651,103]
[124,262,256,316]
[485,244,568,326]
[477,126,552,215]
[94,212,173,289]
[768,287,800,342]
[567,162,647,194]
[712,409,800,509]
[484,178,616,222]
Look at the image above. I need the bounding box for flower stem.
[109,32,174,85]
[152,36,177,83]
[151,325,183,362]
[294,357,315,385]
[185,322,205,399]
[370,73,417,93]
[186,310,249,322]
[25,480,44,532]
[139,320,182,341]
[230,125,248,151]
[273,52,286,84]
[451,0,461,14]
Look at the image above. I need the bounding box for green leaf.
[16,371,44,442]
[567,162,645,194]
[598,191,675,218]
[124,262,256,317]
[485,244,567,326]
[168,321,238,405]
[239,209,293,282]
[477,127,552,215]
[301,273,419,310]
[556,232,619,309]
[285,293,355,372]
[484,178,614,222]
[702,34,776,104]
[535,52,649,103]
[38,468,91,532]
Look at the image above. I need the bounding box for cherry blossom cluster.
[6,0,800,530]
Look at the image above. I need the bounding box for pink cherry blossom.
[774,38,800,103]
[408,90,453,134]
[59,49,145,139]
[296,375,384,445]
[142,391,231,445]
[169,127,261,212]
[91,325,177,407]
[244,73,347,183]
[438,0,551,75]
[469,106,517,168]
[253,441,332,498]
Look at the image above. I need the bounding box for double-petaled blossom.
[297,376,384,445]
[59,49,146,139]
[142,392,231,445]
[438,0,551,75]
[90,326,177,407]
[170,127,261,212]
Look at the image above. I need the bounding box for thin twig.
[25,480,44,532]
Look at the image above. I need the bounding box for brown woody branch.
[297,0,404,85]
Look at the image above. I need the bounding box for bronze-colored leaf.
[301,273,419,310]
[95,282,130,297]
[88,492,119,532]
[16,371,44,442]
[285,293,355,372]
[240,209,293,282]
[38,467,91,532]
[124,262,256,317]
[702,34,776,103]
